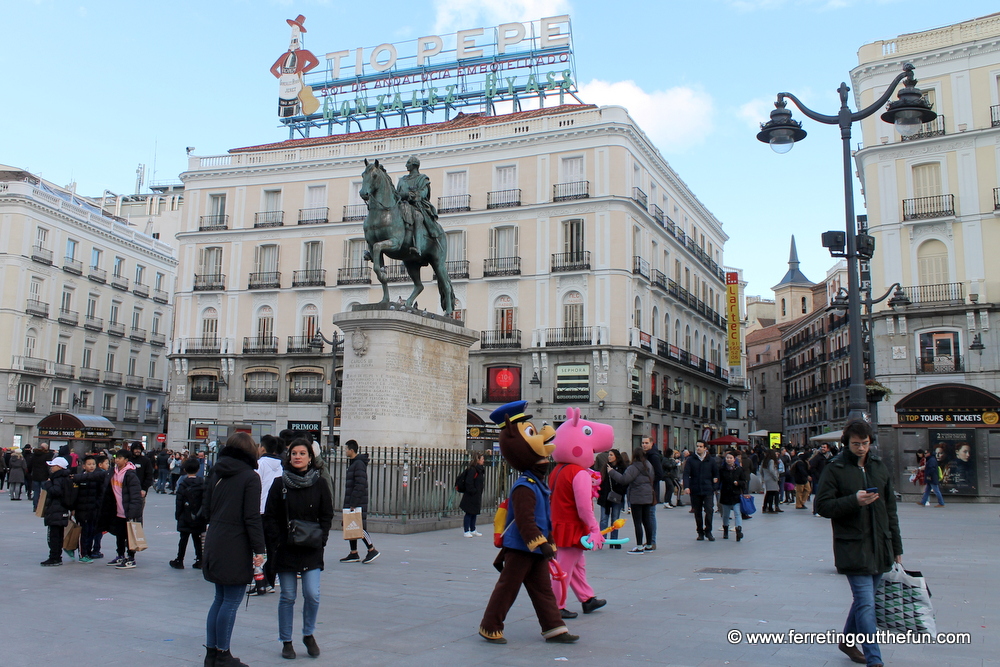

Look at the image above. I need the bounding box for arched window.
[684,325,692,351]
[781,298,787,316]
[245,370,279,402]
[24,328,38,358]
[200,308,218,341]
[634,297,642,331]
[651,306,659,338]
[563,291,584,329]
[663,313,670,344]
[256,305,274,341]
[917,239,949,286]
[289,372,324,402]
[494,295,516,331]
[801,296,807,314]
[301,304,318,339]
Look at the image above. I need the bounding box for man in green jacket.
[816,420,903,667]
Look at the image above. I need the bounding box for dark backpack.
[455,469,467,493]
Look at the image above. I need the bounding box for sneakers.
[545,632,580,644]
[705,533,716,542]
[362,549,380,564]
[464,531,474,538]
[78,556,94,564]
[169,559,184,569]
[91,552,105,559]
[340,552,361,563]
[626,546,645,555]
[40,558,62,567]
[664,503,675,509]
[581,597,607,614]
[107,556,125,566]
[302,635,320,657]
[644,543,656,551]
[472,530,483,536]
[560,608,578,619]
[116,558,136,569]
[63,549,76,561]
[192,560,202,569]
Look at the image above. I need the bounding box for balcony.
[110,274,129,291]
[298,207,329,225]
[446,260,469,279]
[123,410,140,422]
[191,386,219,402]
[487,189,521,209]
[184,337,221,354]
[193,273,226,291]
[383,263,410,283]
[54,362,75,379]
[289,387,324,403]
[484,256,521,277]
[13,356,47,374]
[104,371,122,386]
[337,266,371,285]
[992,104,1000,127]
[107,322,125,337]
[995,186,1000,211]
[543,326,598,347]
[57,308,79,326]
[146,378,164,392]
[26,299,49,318]
[553,180,589,202]
[80,368,100,383]
[902,194,954,221]
[651,204,664,225]
[62,257,83,275]
[144,411,161,423]
[243,336,279,354]
[900,115,945,142]
[87,266,107,283]
[245,388,279,402]
[288,335,323,353]
[129,327,147,342]
[31,245,53,265]
[126,375,144,389]
[343,204,367,221]
[630,389,643,406]
[652,269,668,292]
[292,269,326,287]
[438,194,471,213]
[254,210,284,228]
[132,282,149,298]
[632,256,650,279]
[15,401,36,413]
[900,282,963,304]
[150,332,166,347]
[77,404,95,414]
[248,271,281,289]
[152,288,169,304]
[632,187,648,208]
[199,214,228,231]
[551,251,591,272]
[481,329,522,349]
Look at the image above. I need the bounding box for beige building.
[169,104,733,451]
[0,166,177,449]
[852,13,1000,500]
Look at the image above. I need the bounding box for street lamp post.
[756,63,935,425]
[311,328,342,452]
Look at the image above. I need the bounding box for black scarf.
[282,468,320,489]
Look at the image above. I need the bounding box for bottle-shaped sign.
[270,15,320,119]
[278,51,301,117]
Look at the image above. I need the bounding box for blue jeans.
[31,481,43,510]
[206,583,245,651]
[463,513,478,532]
[278,569,321,641]
[600,502,623,539]
[157,469,169,492]
[844,573,883,667]
[921,482,944,505]
[720,503,742,529]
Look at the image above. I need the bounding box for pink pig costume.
[548,407,615,617]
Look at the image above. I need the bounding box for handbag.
[63,518,82,551]
[875,563,936,634]
[126,520,148,552]
[607,490,623,505]
[283,483,323,548]
[738,494,756,516]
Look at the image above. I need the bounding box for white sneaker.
[472,530,483,536]
[464,531,474,538]
[922,502,930,507]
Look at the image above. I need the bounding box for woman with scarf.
[718,450,749,541]
[263,438,334,660]
[96,449,143,568]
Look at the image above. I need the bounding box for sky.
[2,0,997,297]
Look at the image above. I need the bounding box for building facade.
[168,104,733,451]
[852,14,1000,500]
[0,166,177,448]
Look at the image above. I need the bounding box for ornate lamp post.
[756,63,935,425]
[311,328,342,452]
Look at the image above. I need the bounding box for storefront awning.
[36,413,115,440]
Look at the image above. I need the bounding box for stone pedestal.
[332,306,479,449]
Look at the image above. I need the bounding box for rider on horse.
[396,156,445,258]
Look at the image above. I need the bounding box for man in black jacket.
[40,457,74,566]
[130,442,155,499]
[340,440,379,564]
[683,441,719,541]
[73,455,108,562]
[809,443,832,516]
[641,438,663,549]
[29,442,54,511]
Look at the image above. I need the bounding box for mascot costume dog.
[549,407,614,618]
[479,400,579,645]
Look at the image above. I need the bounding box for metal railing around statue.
[322,446,516,523]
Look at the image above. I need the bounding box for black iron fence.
[902,194,954,221]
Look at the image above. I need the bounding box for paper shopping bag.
[342,509,364,540]
[34,489,48,518]
[63,519,82,551]
[126,520,148,552]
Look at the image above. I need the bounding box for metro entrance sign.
[272,14,580,137]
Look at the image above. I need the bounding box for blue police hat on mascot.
[490,400,530,426]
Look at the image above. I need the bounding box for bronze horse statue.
[359,158,454,315]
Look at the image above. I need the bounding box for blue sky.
[2,0,996,297]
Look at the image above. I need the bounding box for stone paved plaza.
[1,488,995,666]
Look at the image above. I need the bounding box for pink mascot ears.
[552,408,615,467]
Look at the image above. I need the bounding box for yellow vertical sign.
[726,272,740,366]
[769,432,782,449]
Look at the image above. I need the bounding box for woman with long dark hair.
[201,433,266,667]
[597,449,628,549]
[608,447,655,554]
[761,449,782,513]
[263,438,334,659]
[459,452,487,537]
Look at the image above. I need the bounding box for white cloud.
[578,79,714,153]
[723,0,900,10]
[433,0,571,34]
[738,98,775,131]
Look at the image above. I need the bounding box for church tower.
[772,236,814,324]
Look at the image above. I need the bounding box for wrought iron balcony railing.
[487,189,521,209]
[245,388,279,402]
[199,214,228,231]
[292,269,326,287]
[88,266,107,283]
[900,115,945,141]
[107,322,125,337]
[132,282,149,298]
[298,207,329,225]
[288,336,323,353]
[337,266,371,285]
[62,257,83,275]
[900,282,963,304]
[146,378,164,391]
[289,388,324,403]
[243,336,279,354]
[484,256,521,277]
[129,327,147,342]
[553,180,589,201]
[103,371,122,386]
[150,332,166,347]
[184,337,221,354]
[54,363,75,379]
[343,204,367,221]
[26,299,49,318]
[438,194,471,213]
[57,308,79,326]
[31,245,53,264]
[632,255,650,279]
[152,288,169,303]
[551,251,591,272]
[191,387,220,402]
[126,375,145,389]
[254,210,284,228]
[543,326,598,347]
[446,260,469,279]
[193,273,226,291]
[481,329,522,349]
[383,263,410,283]
[902,194,955,221]
[110,274,129,291]
[632,187,648,208]
[79,368,100,382]
[248,271,281,289]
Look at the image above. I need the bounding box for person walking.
[29,442,54,511]
[155,448,171,494]
[39,457,74,566]
[816,420,903,667]
[74,454,108,563]
[339,440,379,564]
[263,438,334,659]
[256,434,285,593]
[171,458,207,569]
[130,442,155,500]
[809,443,833,516]
[169,451,184,493]
[607,447,655,554]
[8,450,27,500]
[718,451,749,541]
[459,453,487,537]
[683,441,719,541]
[640,437,663,549]
[790,451,811,509]
[96,449,144,569]
[201,433,267,667]
[761,450,782,513]
[919,449,946,507]
[597,449,627,549]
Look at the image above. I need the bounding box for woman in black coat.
[73,455,107,562]
[718,451,750,541]
[263,439,334,659]
[459,453,486,537]
[597,449,628,547]
[201,434,266,667]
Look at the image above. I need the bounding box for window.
[801,296,807,314]
[301,305,318,339]
[146,398,157,414]
[91,247,103,269]
[209,193,226,217]
[106,350,116,372]
[563,291,584,328]
[102,392,114,411]
[201,308,218,339]
[344,239,367,267]
[912,163,942,198]
[446,231,466,261]
[304,241,322,271]
[349,181,364,205]
[154,272,164,290]
[149,357,157,378]
[306,184,327,208]
[246,371,279,402]
[563,219,585,255]
[17,383,35,405]
[125,396,137,412]
[919,331,960,372]
[494,296,516,331]
[36,227,48,249]
[200,247,223,274]
[29,277,43,301]
[555,364,589,402]
[263,189,281,212]
[110,302,120,324]
[781,298,787,317]
[66,238,78,260]
[254,244,279,273]
[82,347,93,369]
[56,340,68,365]
[486,366,521,403]
[495,165,517,190]
[113,256,125,278]
[917,239,949,285]
[135,265,145,285]
[61,290,73,311]
[634,297,642,330]
[24,328,37,358]
[191,376,218,401]
[53,387,66,406]
[489,226,518,259]
[256,306,274,340]
[152,313,161,334]
[86,296,97,318]
[127,357,137,375]
[444,171,468,196]
[131,308,142,329]
[289,373,324,402]
[561,156,584,182]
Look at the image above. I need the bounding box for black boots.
[722,526,729,539]
[581,597,606,614]
[736,526,743,542]
[281,641,296,659]
[303,634,320,657]
[215,649,248,667]
[204,647,217,667]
